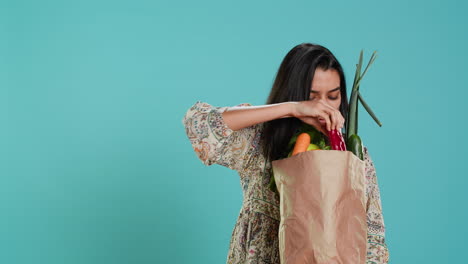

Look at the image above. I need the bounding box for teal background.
[2,0,467,263]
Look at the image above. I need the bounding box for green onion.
[345,49,382,160]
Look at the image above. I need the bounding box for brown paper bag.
[272,150,367,264]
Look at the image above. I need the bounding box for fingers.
[330,109,339,131]
[332,110,344,131]
[319,101,344,131]
[297,100,345,132]
[323,111,332,131]
[318,107,335,132]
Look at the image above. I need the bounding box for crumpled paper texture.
[272,150,367,264]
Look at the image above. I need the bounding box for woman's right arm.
[182,100,343,170]
[182,101,279,171]
[221,102,299,131]
[223,99,343,135]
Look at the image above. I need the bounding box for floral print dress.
[182,101,390,264]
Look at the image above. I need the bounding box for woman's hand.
[292,100,345,136]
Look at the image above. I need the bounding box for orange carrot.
[292,133,310,156]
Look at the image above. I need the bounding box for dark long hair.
[260,43,349,162]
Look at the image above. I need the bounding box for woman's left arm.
[363,146,390,264]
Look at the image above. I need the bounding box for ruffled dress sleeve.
[363,146,390,264]
[181,101,260,172]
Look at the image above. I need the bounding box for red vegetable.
[327,129,347,151]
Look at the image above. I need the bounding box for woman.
[182,43,390,264]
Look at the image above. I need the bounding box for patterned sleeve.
[363,146,390,264]
[181,101,260,172]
